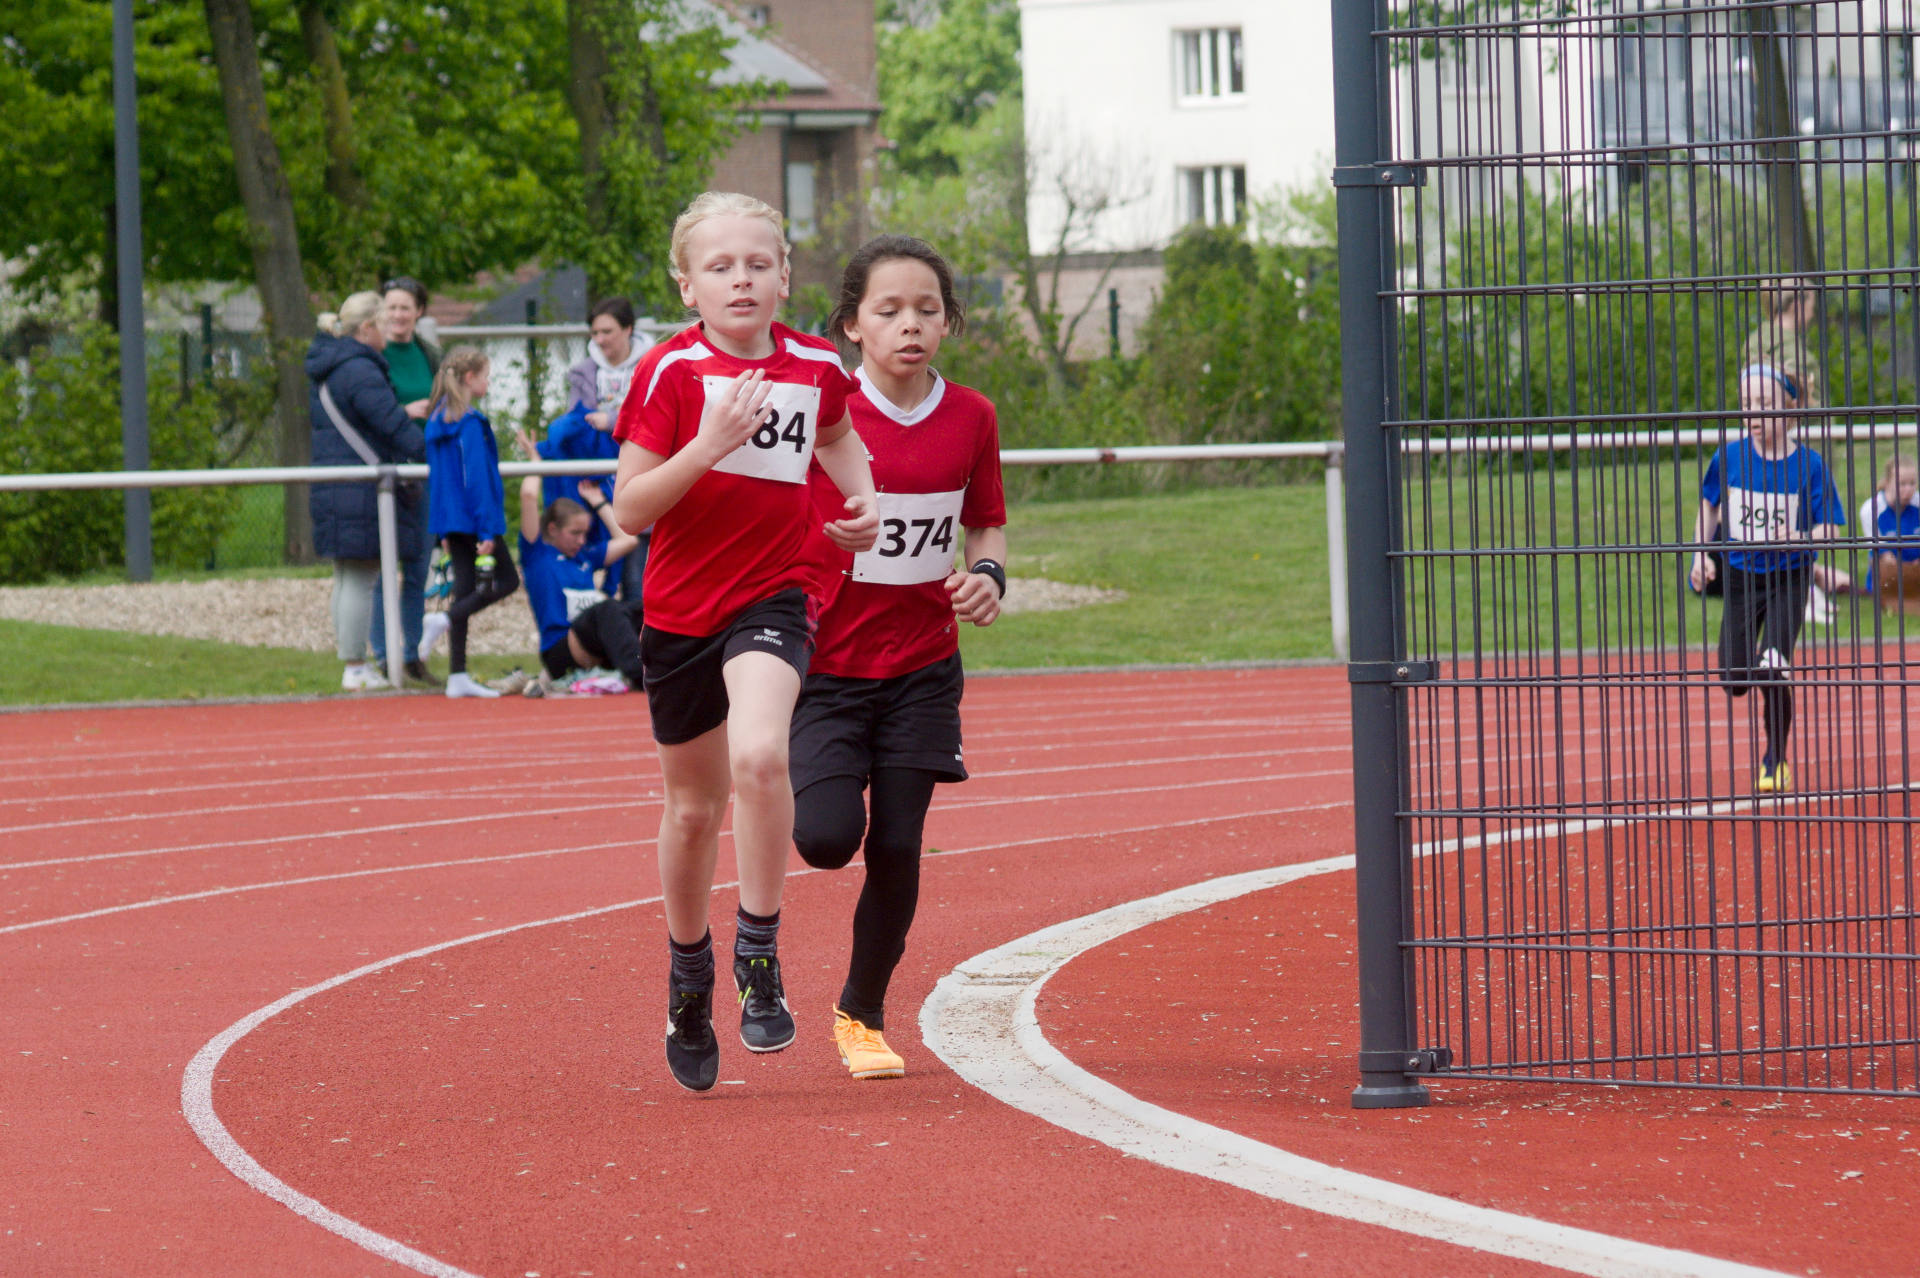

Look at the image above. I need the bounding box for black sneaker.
[665,978,719,1092]
[733,954,795,1052]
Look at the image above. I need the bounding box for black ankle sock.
[735,906,780,960]
[838,990,883,1030]
[669,931,713,989]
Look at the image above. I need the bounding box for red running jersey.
[615,321,856,637]
[807,370,1005,678]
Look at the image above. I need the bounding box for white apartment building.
[1018,0,1329,256]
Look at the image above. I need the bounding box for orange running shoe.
[832,1006,905,1080]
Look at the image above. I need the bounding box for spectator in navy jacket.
[420,346,520,699]
[306,291,428,692]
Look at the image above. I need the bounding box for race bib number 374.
[704,378,821,485]
[853,488,967,585]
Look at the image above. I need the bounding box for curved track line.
[176,804,1312,1274]
[918,860,1791,1278]
[182,897,657,1278]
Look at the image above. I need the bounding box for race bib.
[563,586,608,622]
[1726,486,1798,544]
[853,488,966,585]
[705,378,820,485]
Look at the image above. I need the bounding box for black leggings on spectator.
[792,768,940,1029]
[540,598,645,684]
[444,532,520,675]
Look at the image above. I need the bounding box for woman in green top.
[371,275,443,684]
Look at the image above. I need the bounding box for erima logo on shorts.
[752,628,783,647]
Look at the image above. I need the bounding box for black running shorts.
[789,651,968,791]
[640,588,815,745]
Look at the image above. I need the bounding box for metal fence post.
[1324,447,1348,661]
[1331,0,1428,1109]
[376,470,404,689]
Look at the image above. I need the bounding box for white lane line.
[182,895,659,1278]
[175,805,1319,1278]
[0,839,640,935]
[0,803,1324,936]
[918,864,1790,1278]
[0,783,555,836]
[0,798,645,871]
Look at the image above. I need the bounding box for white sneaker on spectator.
[341,662,390,691]
[445,672,500,699]
[419,612,451,660]
[1804,584,1835,626]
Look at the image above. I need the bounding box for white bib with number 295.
[704,377,820,485]
[854,488,966,585]
[1725,485,1798,544]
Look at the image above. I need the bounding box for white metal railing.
[0,445,1354,672]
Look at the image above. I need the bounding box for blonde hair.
[428,346,490,421]
[319,291,383,338]
[1883,454,1915,490]
[668,191,790,280]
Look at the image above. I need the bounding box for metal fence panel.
[1342,1,1920,1099]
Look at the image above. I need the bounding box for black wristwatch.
[590,501,609,515]
[970,558,1007,599]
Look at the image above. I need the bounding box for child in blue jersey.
[516,475,646,690]
[1859,455,1920,611]
[1689,364,1844,793]
[422,347,521,698]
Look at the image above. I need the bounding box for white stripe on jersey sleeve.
[643,341,715,402]
[782,337,846,368]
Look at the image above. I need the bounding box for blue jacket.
[425,406,506,540]
[537,400,619,515]
[305,334,427,561]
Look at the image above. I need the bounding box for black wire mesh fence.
[1341,1,1920,1099]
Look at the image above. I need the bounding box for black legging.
[1719,563,1810,766]
[792,768,940,1029]
[444,532,520,675]
[540,598,644,684]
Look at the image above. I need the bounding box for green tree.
[876,0,1019,179]
[2,0,760,560]
[0,1,248,319]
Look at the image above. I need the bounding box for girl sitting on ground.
[516,476,645,693]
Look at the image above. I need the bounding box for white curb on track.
[919,857,1792,1278]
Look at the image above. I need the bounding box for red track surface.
[2,668,1911,1276]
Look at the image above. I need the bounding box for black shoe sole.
[739,1021,795,1053]
[666,1032,720,1092]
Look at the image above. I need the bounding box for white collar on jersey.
[856,366,946,426]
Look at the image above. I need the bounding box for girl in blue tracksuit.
[423,346,520,699]
[1689,363,1844,793]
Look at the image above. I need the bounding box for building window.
[785,160,817,242]
[1180,165,1246,227]
[738,3,771,24]
[1176,28,1244,100]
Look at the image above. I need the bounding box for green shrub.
[0,325,245,583]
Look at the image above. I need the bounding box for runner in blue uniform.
[1689,364,1844,793]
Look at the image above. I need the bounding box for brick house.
[705,0,882,300]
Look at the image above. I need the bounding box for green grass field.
[0,484,1340,707]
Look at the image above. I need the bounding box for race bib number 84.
[1725,486,1798,544]
[853,488,967,585]
[704,378,821,485]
